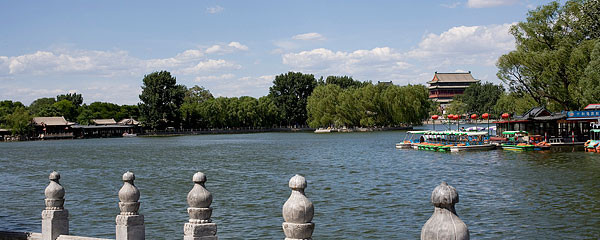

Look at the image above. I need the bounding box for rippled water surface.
[2,130,600,239]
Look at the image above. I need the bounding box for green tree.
[494,92,537,115]
[455,82,505,115]
[307,84,342,128]
[0,100,25,125]
[580,0,600,39]
[496,0,596,110]
[76,107,94,125]
[28,97,56,116]
[53,100,77,121]
[268,72,317,126]
[257,96,281,127]
[116,105,140,121]
[446,99,468,116]
[324,76,367,89]
[2,106,33,136]
[57,93,83,107]
[184,85,214,104]
[580,41,600,104]
[138,71,186,129]
[180,85,214,128]
[336,87,362,127]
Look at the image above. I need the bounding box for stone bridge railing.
[1,171,469,240]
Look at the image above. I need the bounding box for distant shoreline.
[140,126,414,137]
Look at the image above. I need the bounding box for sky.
[0,0,559,105]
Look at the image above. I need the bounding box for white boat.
[396,130,428,149]
[123,132,137,137]
[314,128,338,133]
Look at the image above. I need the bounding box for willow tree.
[307,84,342,128]
[497,0,599,111]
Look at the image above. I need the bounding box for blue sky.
[0,0,556,105]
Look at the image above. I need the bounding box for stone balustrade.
[0,172,469,240]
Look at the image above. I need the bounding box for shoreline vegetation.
[2,1,599,142]
[140,126,414,137]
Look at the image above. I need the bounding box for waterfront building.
[72,118,138,138]
[118,118,140,125]
[32,116,74,139]
[495,104,600,144]
[427,72,479,107]
[0,128,10,140]
[91,118,117,125]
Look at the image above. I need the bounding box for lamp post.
[431,115,439,131]
[482,113,490,135]
[471,114,478,131]
[501,113,510,136]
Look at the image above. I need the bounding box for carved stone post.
[421,182,469,240]
[116,171,145,240]
[184,172,217,240]
[282,174,314,240]
[42,171,69,240]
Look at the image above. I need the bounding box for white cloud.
[441,2,462,8]
[180,59,241,74]
[206,5,224,14]
[467,0,518,8]
[281,23,516,85]
[194,73,236,82]
[282,47,411,80]
[210,75,274,97]
[0,48,245,104]
[205,41,249,54]
[407,23,515,65]
[292,32,326,41]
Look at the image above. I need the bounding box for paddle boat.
[415,131,495,152]
[500,131,535,151]
[449,131,496,152]
[584,129,600,152]
[396,130,428,149]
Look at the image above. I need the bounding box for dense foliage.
[306,83,431,128]
[268,72,317,126]
[453,82,505,115]
[497,0,600,111]
[138,71,186,129]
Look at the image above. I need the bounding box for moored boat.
[413,131,495,152]
[122,132,137,137]
[395,130,427,149]
[500,131,535,151]
[584,129,600,152]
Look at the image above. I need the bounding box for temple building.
[427,72,479,107]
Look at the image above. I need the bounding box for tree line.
[137,71,432,130]
[1,71,433,136]
[0,94,140,135]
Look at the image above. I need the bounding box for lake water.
[1,128,600,239]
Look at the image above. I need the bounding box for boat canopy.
[407,130,430,134]
[423,131,488,136]
[502,131,528,135]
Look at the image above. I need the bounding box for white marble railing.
[1,171,469,240]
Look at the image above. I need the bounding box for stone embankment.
[1,171,468,240]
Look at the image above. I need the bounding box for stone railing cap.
[289,174,307,190]
[431,181,459,206]
[49,171,60,181]
[122,171,135,182]
[193,172,206,184]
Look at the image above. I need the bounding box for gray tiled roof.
[32,117,70,126]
